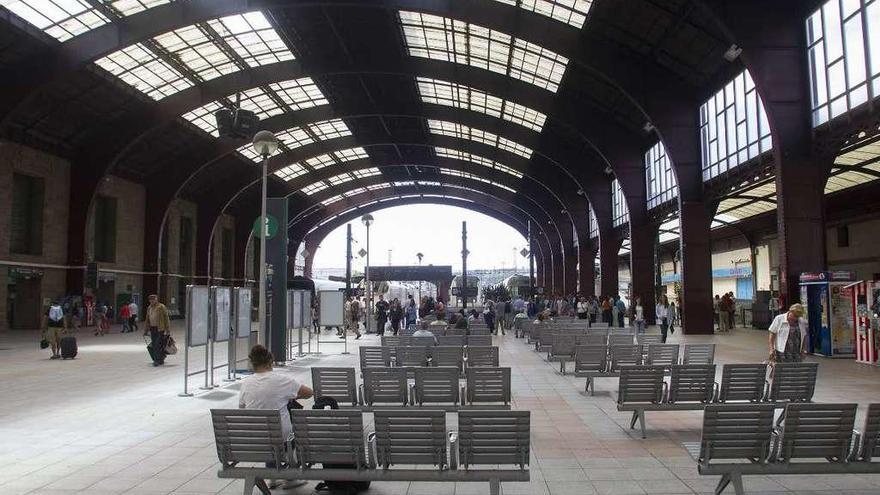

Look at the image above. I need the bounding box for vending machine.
[850,280,880,365]
[798,271,857,357]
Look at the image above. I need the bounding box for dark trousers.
[660,318,669,343]
[617,313,624,328]
[149,327,165,365]
[128,315,138,332]
[377,318,387,335]
[391,319,401,335]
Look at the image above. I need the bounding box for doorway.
[9,275,42,329]
[96,279,116,318]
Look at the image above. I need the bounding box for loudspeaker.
[215,108,234,137]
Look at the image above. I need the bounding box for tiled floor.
[1,323,879,495]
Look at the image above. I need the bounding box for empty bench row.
[211,408,530,495]
[535,329,670,355]
[615,362,818,438]
[380,334,492,347]
[312,366,512,410]
[698,402,880,494]
[569,343,715,385]
[360,345,499,373]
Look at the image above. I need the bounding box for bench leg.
[489,478,501,495]
[629,410,647,439]
[730,472,744,495]
[585,377,594,395]
[559,360,565,374]
[714,473,730,495]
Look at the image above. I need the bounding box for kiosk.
[850,280,880,365]
[799,271,857,357]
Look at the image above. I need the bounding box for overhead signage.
[252,214,279,240]
[368,265,453,282]
[452,287,478,297]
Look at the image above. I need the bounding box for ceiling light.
[723,44,742,62]
[604,165,613,174]
[643,122,655,133]
[577,189,586,196]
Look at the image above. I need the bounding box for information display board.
[234,288,252,338]
[212,286,232,342]
[318,290,345,328]
[186,285,210,347]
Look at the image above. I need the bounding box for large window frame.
[645,140,678,209]
[611,178,628,227]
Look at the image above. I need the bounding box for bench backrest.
[381,335,407,347]
[469,327,491,336]
[291,409,367,468]
[466,335,492,346]
[718,363,768,402]
[668,364,716,403]
[465,345,499,367]
[438,335,465,346]
[359,346,390,371]
[682,344,715,365]
[444,328,466,337]
[636,335,663,347]
[609,345,643,371]
[608,334,635,347]
[414,367,460,405]
[862,403,880,462]
[466,367,511,405]
[591,322,610,328]
[395,346,430,367]
[645,344,680,367]
[550,334,577,357]
[574,345,607,373]
[373,410,447,468]
[609,327,635,336]
[458,410,529,468]
[768,362,818,402]
[311,367,358,406]
[617,365,665,405]
[211,409,286,468]
[578,333,607,347]
[412,336,438,347]
[777,403,857,462]
[698,404,775,464]
[430,345,464,371]
[362,367,408,406]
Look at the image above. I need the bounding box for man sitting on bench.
[239,345,313,489]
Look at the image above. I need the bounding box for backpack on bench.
[311,396,371,494]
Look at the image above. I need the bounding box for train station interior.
[1,0,880,494]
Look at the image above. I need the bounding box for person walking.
[44,301,68,359]
[719,293,731,333]
[128,300,139,333]
[375,294,389,336]
[405,295,418,328]
[483,298,496,334]
[310,302,319,333]
[768,304,808,362]
[713,295,722,331]
[728,292,737,329]
[633,297,645,335]
[145,294,171,366]
[656,295,671,343]
[615,296,627,327]
[342,296,362,339]
[588,297,599,325]
[494,298,506,335]
[119,302,131,333]
[576,297,588,320]
[94,301,107,336]
[389,298,403,335]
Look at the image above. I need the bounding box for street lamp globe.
[361,214,374,227]
[252,130,279,157]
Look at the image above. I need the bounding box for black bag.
[60,336,77,359]
[146,335,166,363]
[312,397,370,494]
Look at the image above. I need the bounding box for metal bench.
[766,362,818,403]
[381,335,408,347]
[395,346,430,368]
[444,328,467,337]
[412,367,461,408]
[467,335,492,346]
[469,327,491,336]
[577,332,607,347]
[360,367,408,408]
[464,345,499,368]
[430,345,464,373]
[572,344,609,390]
[547,334,577,368]
[576,344,644,395]
[636,334,663,348]
[535,329,558,353]
[617,364,716,438]
[311,367,358,407]
[212,408,530,495]
[527,324,542,345]
[853,403,880,462]
[715,363,768,403]
[698,402,875,495]
[464,367,511,408]
[412,336,438,347]
[608,333,634,347]
[438,335,465,346]
[682,343,715,364]
[645,344,680,368]
[359,346,391,372]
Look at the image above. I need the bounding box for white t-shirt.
[768,314,808,353]
[239,371,305,438]
[635,305,644,321]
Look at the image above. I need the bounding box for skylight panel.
[494,162,524,179]
[274,163,307,181]
[155,24,238,82]
[400,11,569,92]
[417,78,546,132]
[435,147,523,178]
[393,181,416,187]
[345,187,367,196]
[497,136,533,158]
[305,153,337,170]
[491,0,593,29]
[111,0,172,16]
[237,126,313,162]
[351,168,381,178]
[308,119,352,140]
[321,194,343,206]
[1,0,109,42]
[440,169,515,192]
[301,182,328,196]
[366,184,390,191]
[206,12,295,67]
[95,43,193,100]
[181,101,223,136]
[333,147,369,162]
[426,119,534,159]
[270,78,328,109]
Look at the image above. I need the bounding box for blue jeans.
[635,320,645,334]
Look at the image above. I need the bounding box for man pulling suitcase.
[144,294,171,366]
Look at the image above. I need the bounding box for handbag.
[40,338,49,349]
[163,335,178,355]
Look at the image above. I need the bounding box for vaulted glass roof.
[182,77,328,136]
[302,168,382,195]
[274,147,369,181]
[492,0,594,28]
[399,11,569,92]
[236,119,352,162]
[427,119,533,158]
[435,147,524,178]
[825,132,880,194]
[440,168,516,192]
[417,77,547,132]
[0,0,173,42]
[95,11,293,100]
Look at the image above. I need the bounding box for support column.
[599,228,623,297]
[302,236,320,279]
[679,202,714,333]
[630,223,658,324]
[579,241,598,296]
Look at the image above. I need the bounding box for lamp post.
[361,214,374,333]
[252,130,278,346]
[416,252,424,302]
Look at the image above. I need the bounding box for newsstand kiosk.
[850,280,880,366]
[798,271,857,357]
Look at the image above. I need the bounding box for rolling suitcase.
[60,336,77,359]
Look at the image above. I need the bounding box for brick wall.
[161,199,198,315]
[0,141,70,331]
[211,214,236,284]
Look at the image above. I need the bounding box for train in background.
[289,276,428,302]
[502,274,531,299]
[450,275,480,306]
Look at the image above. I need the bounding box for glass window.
[426,119,533,158]
[93,195,117,263]
[399,11,569,92]
[274,147,369,181]
[95,43,193,100]
[611,178,628,227]
[491,0,593,29]
[237,119,351,163]
[645,140,678,209]
[10,173,44,255]
[589,204,598,239]
[699,70,773,180]
[435,147,524,178]
[806,0,879,126]
[440,169,516,192]
[417,77,546,131]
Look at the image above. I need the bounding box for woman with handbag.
[768,303,808,363]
